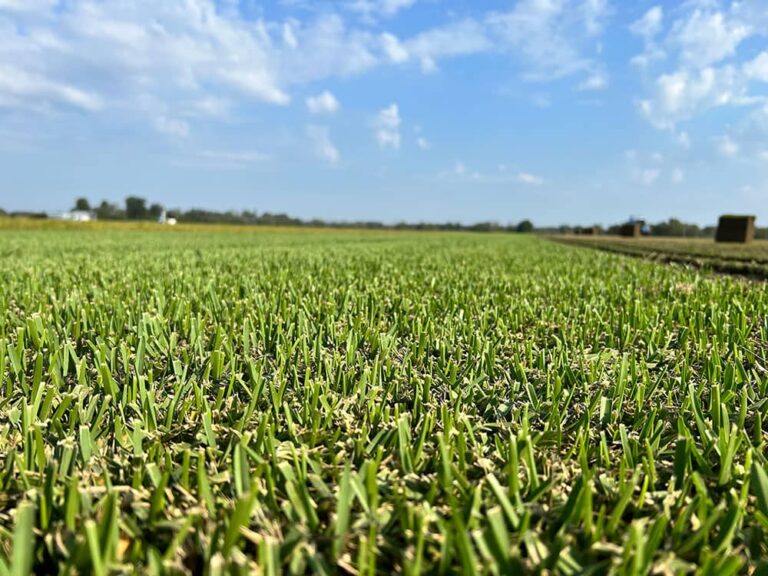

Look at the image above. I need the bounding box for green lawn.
[1,225,767,574]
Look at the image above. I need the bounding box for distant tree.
[95,200,124,220]
[148,203,164,220]
[125,197,148,220]
[516,220,534,233]
[651,218,700,237]
[73,197,91,212]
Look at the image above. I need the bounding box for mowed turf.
[0,225,767,574]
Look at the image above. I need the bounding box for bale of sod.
[716,215,756,243]
[619,222,642,238]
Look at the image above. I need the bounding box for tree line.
[543,218,768,240]
[0,196,537,233]
[2,198,766,238]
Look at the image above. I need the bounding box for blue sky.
[1,0,767,226]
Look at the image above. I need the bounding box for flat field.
[554,236,768,278]
[1,224,768,574]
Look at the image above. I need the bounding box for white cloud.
[0,65,103,112]
[403,19,491,73]
[517,172,544,186]
[306,90,340,114]
[307,125,340,165]
[416,136,430,150]
[155,116,190,138]
[672,9,751,68]
[577,72,608,91]
[716,135,739,158]
[0,0,57,12]
[582,0,610,37]
[0,0,614,126]
[0,1,294,117]
[454,161,466,176]
[639,66,744,128]
[671,167,685,183]
[486,0,611,81]
[744,52,768,82]
[348,0,419,19]
[630,6,663,40]
[629,5,666,67]
[374,103,401,149]
[282,23,299,49]
[381,32,409,63]
[633,2,768,134]
[276,14,379,85]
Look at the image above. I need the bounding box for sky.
[1,0,768,226]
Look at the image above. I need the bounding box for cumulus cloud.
[0,0,615,127]
[486,0,611,81]
[374,103,401,149]
[307,125,340,165]
[380,32,409,63]
[0,0,292,118]
[629,5,666,68]
[306,90,340,114]
[630,6,663,40]
[633,1,768,132]
[638,66,745,128]
[744,52,768,82]
[416,137,430,150]
[672,9,751,69]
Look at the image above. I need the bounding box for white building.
[158,210,177,226]
[54,210,96,222]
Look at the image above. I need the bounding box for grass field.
[554,236,768,279]
[1,224,768,574]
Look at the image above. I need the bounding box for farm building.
[158,210,178,226]
[53,210,96,222]
[716,215,756,243]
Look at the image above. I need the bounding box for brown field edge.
[548,236,768,281]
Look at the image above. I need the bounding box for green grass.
[0,225,767,574]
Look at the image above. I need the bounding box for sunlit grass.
[0,227,767,574]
